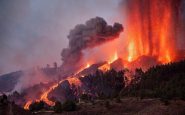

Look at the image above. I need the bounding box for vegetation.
[53,100,77,113]
[79,69,125,99]
[122,60,185,101]
[0,94,8,106]
[80,93,91,102]
[29,101,45,112]
[62,100,77,111]
[53,101,62,113]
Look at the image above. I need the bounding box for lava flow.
[24,64,89,109]
[24,100,33,110]
[40,80,64,106]
[23,78,74,109]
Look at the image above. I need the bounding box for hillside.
[0,71,23,92]
[122,60,185,100]
[1,60,185,115]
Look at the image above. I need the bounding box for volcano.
[1,0,185,113]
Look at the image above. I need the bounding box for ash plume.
[61,17,123,73]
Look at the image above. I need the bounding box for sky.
[0,0,122,75]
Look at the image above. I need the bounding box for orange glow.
[98,63,110,72]
[127,41,135,62]
[97,52,118,72]
[23,79,61,108]
[108,52,118,64]
[86,63,90,68]
[67,77,81,86]
[75,63,92,76]
[24,64,89,109]
[40,76,81,106]
[123,0,178,64]
[99,52,119,72]
[40,82,60,106]
[24,100,32,110]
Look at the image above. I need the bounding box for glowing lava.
[67,77,81,86]
[24,100,32,110]
[39,76,82,106]
[127,41,135,62]
[108,52,118,64]
[40,81,63,106]
[86,63,90,68]
[123,0,181,64]
[24,65,87,109]
[98,63,110,72]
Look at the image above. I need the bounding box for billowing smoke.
[61,17,123,73]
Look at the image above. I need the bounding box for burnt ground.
[36,98,185,115]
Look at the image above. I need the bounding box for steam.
[61,17,123,73]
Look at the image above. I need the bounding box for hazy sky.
[0,0,123,74]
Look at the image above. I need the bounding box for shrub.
[80,94,89,101]
[62,100,76,111]
[29,101,45,112]
[104,101,110,109]
[0,94,8,105]
[54,101,62,113]
[115,96,122,103]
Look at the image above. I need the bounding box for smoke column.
[61,17,123,74]
[122,0,184,63]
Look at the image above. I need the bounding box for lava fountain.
[122,0,182,63]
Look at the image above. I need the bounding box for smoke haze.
[1,0,185,75]
[0,0,122,75]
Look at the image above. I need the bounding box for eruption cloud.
[61,17,123,74]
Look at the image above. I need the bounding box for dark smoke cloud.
[61,17,123,73]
